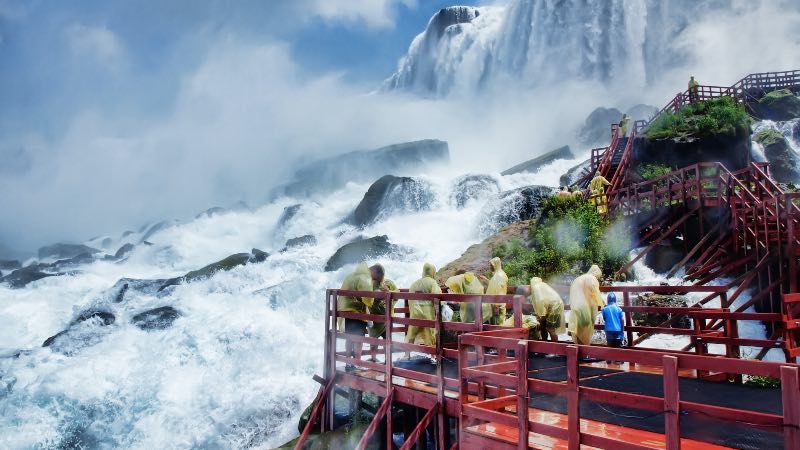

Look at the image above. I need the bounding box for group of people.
[336,259,626,360]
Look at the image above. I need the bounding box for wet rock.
[793,121,800,143]
[38,243,100,260]
[279,139,450,197]
[351,175,435,227]
[501,145,574,176]
[755,129,800,183]
[325,235,400,272]
[52,252,95,269]
[42,311,117,353]
[159,253,252,291]
[633,122,751,173]
[195,206,227,219]
[114,243,135,259]
[1,266,57,288]
[113,283,129,303]
[249,248,269,263]
[632,293,690,329]
[449,174,500,209]
[121,230,134,238]
[0,259,21,271]
[438,220,534,283]
[282,235,317,251]
[754,89,800,121]
[140,221,172,243]
[643,238,685,274]
[277,204,302,229]
[579,107,623,146]
[132,306,181,331]
[478,185,554,237]
[75,310,115,326]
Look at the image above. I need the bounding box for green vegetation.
[754,128,786,146]
[494,196,629,285]
[745,375,780,388]
[639,163,673,183]
[646,96,751,140]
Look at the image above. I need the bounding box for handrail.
[294,376,336,450]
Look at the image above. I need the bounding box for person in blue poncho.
[602,292,624,348]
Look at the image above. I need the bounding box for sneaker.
[345,364,357,373]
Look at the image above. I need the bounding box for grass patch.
[494,196,630,285]
[646,96,751,140]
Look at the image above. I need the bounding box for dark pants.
[344,319,366,358]
[607,338,623,348]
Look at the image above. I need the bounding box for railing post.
[329,291,339,428]
[781,366,800,449]
[385,291,393,450]
[623,291,634,347]
[517,340,529,450]
[663,355,681,450]
[458,334,469,449]
[435,298,446,450]
[566,345,580,450]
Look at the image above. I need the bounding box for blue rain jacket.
[602,303,624,340]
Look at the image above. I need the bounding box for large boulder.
[1,265,58,288]
[277,204,302,229]
[478,186,554,237]
[755,129,800,183]
[501,146,574,176]
[631,293,690,329]
[159,252,254,291]
[579,107,623,146]
[643,238,685,274]
[42,310,116,355]
[282,235,317,251]
[754,89,800,121]
[438,220,534,283]
[350,175,434,227]
[114,243,135,259]
[140,221,173,243]
[325,235,400,272]
[0,260,21,271]
[38,243,100,260]
[449,174,500,209]
[250,248,270,263]
[633,123,751,172]
[280,139,450,197]
[132,306,181,331]
[52,252,95,269]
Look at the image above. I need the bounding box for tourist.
[530,277,566,342]
[406,263,441,349]
[602,292,624,348]
[590,173,611,213]
[557,186,572,199]
[445,270,485,323]
[337,263,377,368]
[688,75,699,102]
[618,113,631,137]
[483,257,508,325]
[568,265,606,345]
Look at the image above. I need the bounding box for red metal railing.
[458,329,800,450]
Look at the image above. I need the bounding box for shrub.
[646,96,751,140]
[494,196,630,284]
[639,163,673,181]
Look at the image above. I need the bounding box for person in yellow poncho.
[337,263,378,361]
[484,257,508,325]
[567,265,605,345]
[368,274,398,339]
[405,263,441,347]
[445,271,484,323]
[590,173,611,214]
[530,277,566,341]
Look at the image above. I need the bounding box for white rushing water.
[0,165,567,449]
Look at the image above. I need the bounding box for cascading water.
[383,0,730,96]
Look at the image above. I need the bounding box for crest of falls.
[383,0,730,96]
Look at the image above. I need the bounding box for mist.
[1,0,798,254]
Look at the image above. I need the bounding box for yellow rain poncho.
[568,265,605,345]
[406,263,441,346]
[530,277,566,337]
[445,272,485,323]
[618,115,630,138]
[368,278,398,338]
[502,314,540,339]
[338,263,375,313]
[590,174,611,214]
[485,257,508,325]
[557,187,572,199]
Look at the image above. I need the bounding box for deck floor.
[339,355,781,450]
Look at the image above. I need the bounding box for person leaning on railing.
[688,75,700,103]
[445,270,485,323]
[337,263,383,365]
